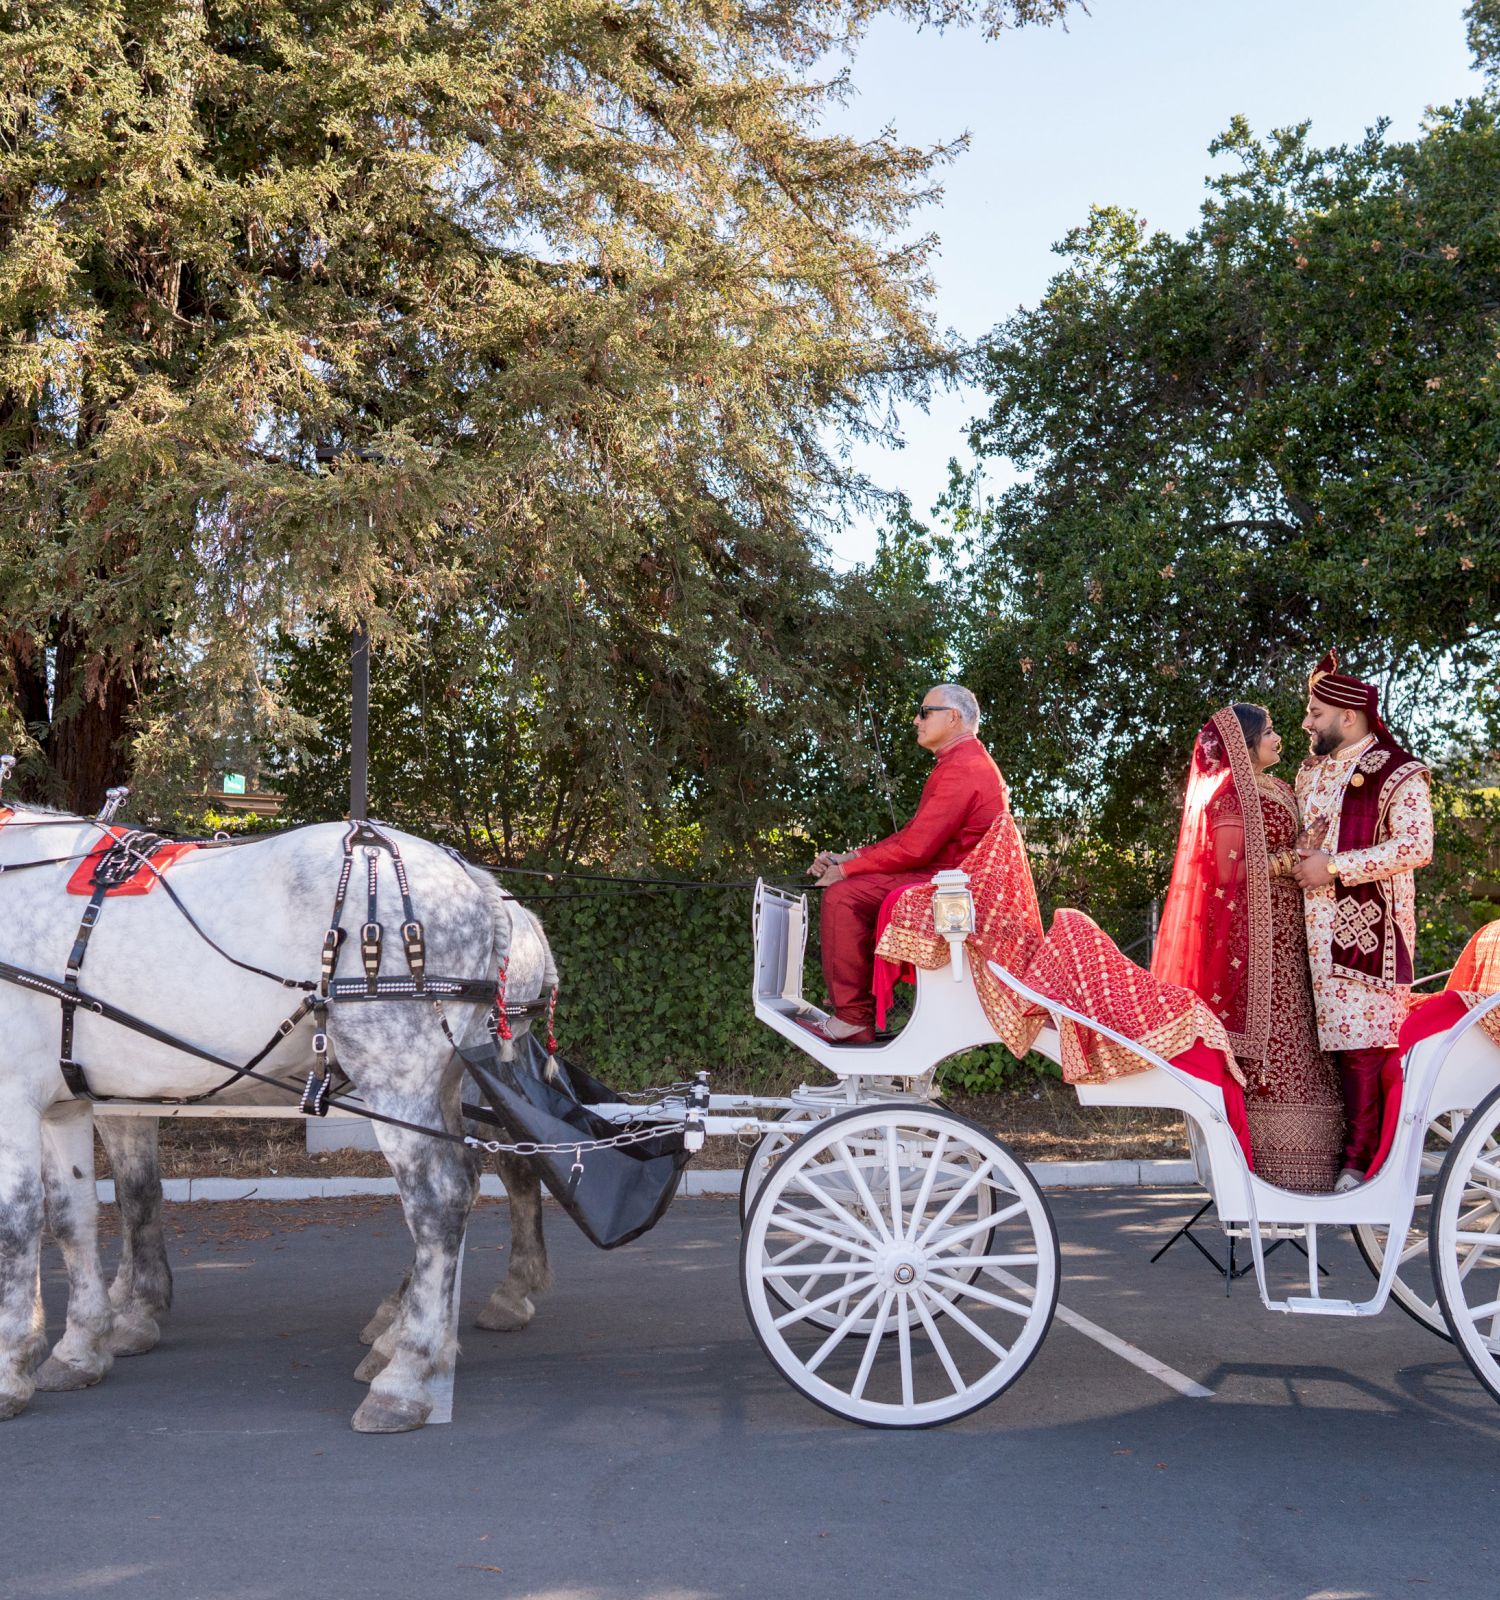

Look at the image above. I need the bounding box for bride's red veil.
[1151,706,1273,1065]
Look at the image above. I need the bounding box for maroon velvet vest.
[1322,734,1428,988]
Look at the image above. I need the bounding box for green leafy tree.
[949,8,1500,954]
[0,0,1080,816]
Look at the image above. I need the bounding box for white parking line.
[993,1269,1214,1399]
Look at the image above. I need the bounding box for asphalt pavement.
[6,1189,1497,1600]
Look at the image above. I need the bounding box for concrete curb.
[97,1159,1198,1204]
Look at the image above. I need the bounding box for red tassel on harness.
[494,960,516,1061]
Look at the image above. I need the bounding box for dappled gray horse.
[0,807,553,1431]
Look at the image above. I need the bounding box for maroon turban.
[1307,649,1387,736]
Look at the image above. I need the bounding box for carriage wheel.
[748,1115,1001,1335]
[1429,1087,1500,1403]
[740,1103,1058,1427]
[1352,1109,1473,1342]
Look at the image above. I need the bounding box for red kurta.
[842,736,1005,878]
[820,735,1005,1028]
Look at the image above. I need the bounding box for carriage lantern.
[929,869,976,980]
[0,754,13,798]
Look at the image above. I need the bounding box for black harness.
[0,813,550,1118]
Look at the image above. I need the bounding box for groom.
[1294,651,1433,1191]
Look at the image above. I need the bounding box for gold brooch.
[1350,773,1364,787]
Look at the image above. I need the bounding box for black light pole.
[315,441,379,823]
[350,623,370,821]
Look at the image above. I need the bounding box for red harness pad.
[66,829,200,897]
[0,807,12,827]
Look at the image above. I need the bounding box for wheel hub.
[878,1250,928,1290]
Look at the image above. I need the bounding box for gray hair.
[930,683,980,732]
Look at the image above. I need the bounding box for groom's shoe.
[794,1014,877,1046]
[1333,1168,1365,1194]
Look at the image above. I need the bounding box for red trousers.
[819,871,930,1028]
[1335,1047,1389,1175]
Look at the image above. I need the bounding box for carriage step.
[1281,1296,1369,1317]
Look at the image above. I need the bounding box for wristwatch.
[1326,855,1341,881]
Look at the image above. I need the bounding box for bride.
[1152,705,1344,1193]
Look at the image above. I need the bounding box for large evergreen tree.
[0,0,1076,816]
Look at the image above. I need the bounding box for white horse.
[0,804,554,1431]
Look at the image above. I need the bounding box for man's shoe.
[1333,1168,1364,1194]
[794,1015,877,1046]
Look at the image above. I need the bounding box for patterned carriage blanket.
[873,812,1235,1087]
[1400,920,1500,1051]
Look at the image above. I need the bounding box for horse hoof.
[351,1392,431,1433]
[34,1355,106,1392]
[20,1336,49,1375]
[474,1292,534,1332]
[358,1311,394,1347]
[0,1379,34,1419]
[353,1348,389,1383]
[107,1314,161,1357]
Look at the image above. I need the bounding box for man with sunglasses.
[804,684,1004,1043]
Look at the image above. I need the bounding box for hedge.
[524,872,1044,1095]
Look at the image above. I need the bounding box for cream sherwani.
[1295,735,1434,1051]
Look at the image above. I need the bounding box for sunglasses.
[916,704,956,719]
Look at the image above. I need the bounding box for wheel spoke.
[911,1285,966,1397]
[768,1212,878,1261]
[834,1140,895,1247]
[926,1206,1008,1255]
[917,1167,1009,1248]
[903,1130,950,1243]
[938,1253,1041,1270]
[803,1282,886,1375]
[791,1171,883,1248]
[773,1273,880,1331]
[1396,1233,1429,1268]
[847,1290,896,1403]
[764,1261,884,1282]
[896,1292,915,1411]
[917,1283,1011,1362]
[926,1272,1036,1320]
[886,1125,905,1239]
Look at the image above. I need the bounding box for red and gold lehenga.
[1153,708,1344,1193]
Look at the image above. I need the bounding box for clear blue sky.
[825,0,1485,567]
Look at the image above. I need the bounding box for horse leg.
[0,1098,46,1418]
[34,1101,114,1392]
[96,1117,172,1356]
[358,1266,411,1348]
[474,1152,552,1332]
[352,1116,476,1433]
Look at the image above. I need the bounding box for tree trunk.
[47,636,137,813]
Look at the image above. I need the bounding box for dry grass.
[93,1077,1188,1179]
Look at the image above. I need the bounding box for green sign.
[222,773,247,796]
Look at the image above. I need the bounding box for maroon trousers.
[1334,1046,1388,1175]
[819,871,930,1029]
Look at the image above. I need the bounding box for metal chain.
[612,1080,697,1102]
[462,1121,677,1158]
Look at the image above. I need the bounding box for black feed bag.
[460,1032,691,1250]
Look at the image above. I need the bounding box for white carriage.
[617,873,1500,1428]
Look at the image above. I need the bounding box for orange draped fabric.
[874,815,1235,1086]
[1402,921,1500,1050]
